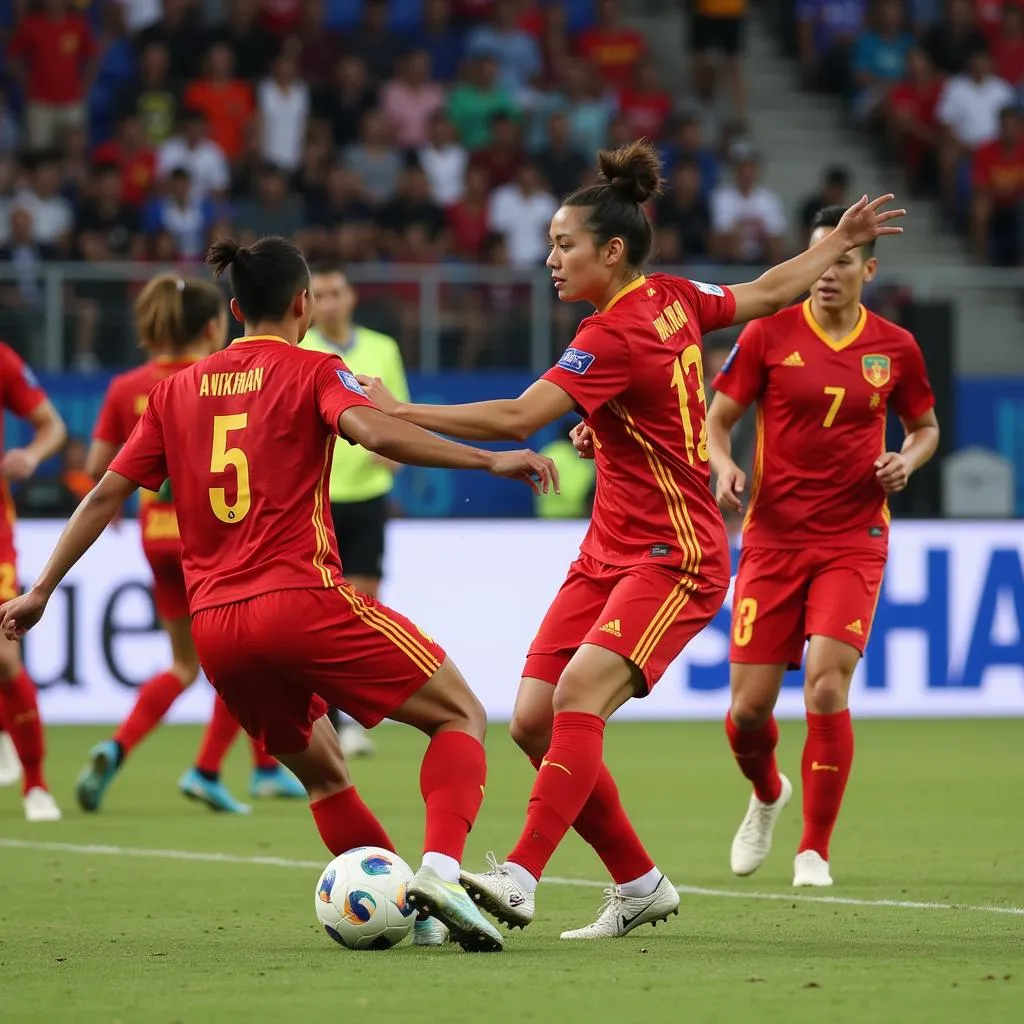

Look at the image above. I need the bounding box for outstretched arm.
[0,471,138,638]
[356,377,577,443]
[729,194,905,324]
[2,399,68,481]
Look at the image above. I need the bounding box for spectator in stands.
[306,164,375,256]
[535,1,573,86]
[313,55,378,152]
[618,57,673,143]
[710,143,787,264]
[656,158,713,262]
[924,0,987,75]
[852,0,915,122]
[469,112,524,188]
[233,162,307,242]
[142,166,215,260]
[578,0,647,91]
[798,165,851,242]
[888,45,945,193]
[536,111,588,199]
[290,126,334,203]
[345,0,407,84]
[419,112,469,206]
[466,0,542,98]
[994,5,1024,89]
[184,43,255,161]
[422,0,466,83]
[59,124,92,208]
[381,50,447,151]
[558,58,615,156]
[157,109,229,201]
[380,164,448,256]
[118,41,181,148]
[447,163,491,258]
[343,109,405,207]
[796,0,866,94]
[689,0,750,118]
[453,0,498,26]
[91,1,137,141]
[76,162,143,261]
[13,154,74,254]
[0,207,56,343]
[92,114,156,209]
[135,0,204,81]
[284,0,345,89]
[658,113,720,195]
[205,0,276,82]
[258,53,310,172]
[486,159,556,268]
[970,103,1024,264]
[936,42,1016,209]
[448,54,520,149]
[117,0,163,35]
[259,0,303,36]
[8,0,97,151]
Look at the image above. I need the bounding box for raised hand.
[837,194,906,250]
[356,374,400,415]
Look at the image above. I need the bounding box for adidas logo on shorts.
[599,619,622,638]
[845,619,864,636]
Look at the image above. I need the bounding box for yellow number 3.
[732,597,758,647]
[209,414,251,524]
[822,386,846,428]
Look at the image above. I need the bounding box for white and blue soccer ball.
[314,847,417,950]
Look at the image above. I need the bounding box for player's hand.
[715,461,746,513]
[1,448,39,481]
[570,422,595,460]
[0,587,48,640]
[356,375,400,415]
[487,449,560,495]
[875,451,909,493]
[836,194,906,250]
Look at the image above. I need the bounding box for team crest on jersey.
[861,354,891,388]
[690,280,725,297]
[557,348,595,375]
[337,369,366,394]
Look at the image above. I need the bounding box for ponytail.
[135,273,224,353]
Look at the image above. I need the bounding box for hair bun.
[597,139,664,204]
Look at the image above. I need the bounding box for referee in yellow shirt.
[302,268,410,757]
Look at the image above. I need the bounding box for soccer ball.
[314,847,417,950]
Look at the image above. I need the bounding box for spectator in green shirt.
[301,267,411,757]
[447,54,520,150]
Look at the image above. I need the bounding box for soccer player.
[0,342,67,821]
[0,235,557,953]
[708,204,939,888]
[75,273,304,815]
[302,268,412,759]
[357,140,904,938]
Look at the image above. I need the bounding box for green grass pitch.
[1,719,1022,1024]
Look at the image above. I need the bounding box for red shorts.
[525,553,728,691]
[0,536,18,602]
[191,584,446,755]
[144,541,189,621]
[729,545,887,668]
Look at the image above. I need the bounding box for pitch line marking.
[1,837,1021,918]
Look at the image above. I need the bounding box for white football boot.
[24,787,61,822]
[460,853,535,930]
[560,875,680,940]
[338,721,376,758]
[730,774,793,876]
[412,915,449,947]
[793,850,833,887]
[0,731,21,787]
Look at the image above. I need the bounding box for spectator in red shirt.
[8,0,97,150]
[888,46,946,193]
[971,104,1024,264]
[618,58,672,142]
[468,112,524,188]
[446,163,492,258]
[260,0,303,37]
[994,4,1024,87]
[577,0,647,90]
[184,43,255,160]
[92,114,158,208]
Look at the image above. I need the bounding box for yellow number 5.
[209,414,251,524]
[822,386,846,428]
[733,597,758,647]
[670,343,708,465]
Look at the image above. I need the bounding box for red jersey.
[8,13,95,104]
[0,343,47,545]
[542,273,735,587]
[972,139,1024,205]
[712,301,935,550]
[576,27,647,89]
[109,337,374,613]
[93,358,197,547]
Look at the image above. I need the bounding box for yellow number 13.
[822,386,846,428]
[670,343,708,465]
[209,413,251,524]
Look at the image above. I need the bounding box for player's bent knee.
[509,713,550,758]
[729,694,776,730]
[805,669,852,714]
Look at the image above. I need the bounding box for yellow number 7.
[209,413,251,524]
[822,386,846,428]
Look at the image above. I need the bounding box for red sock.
[420,730,486,861]
[113,670,186,756]
[249,737,277,771]
[508,711,605,881]
[799,709,854,860]
[0,670,46,793]
[310,787,394,856]
[195,695,241,775]
[529,756,654,885]
[725,711,783,804]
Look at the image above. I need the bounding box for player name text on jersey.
[199,368,265,397]
[652,300,689,342]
